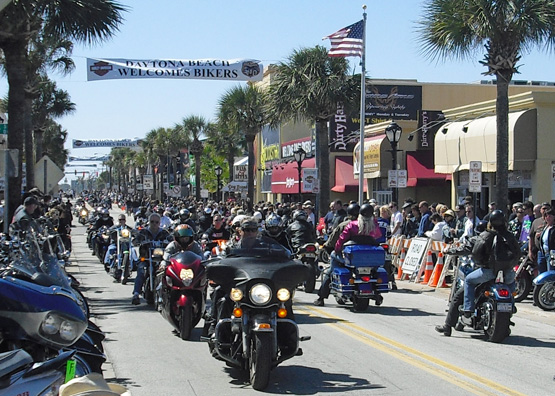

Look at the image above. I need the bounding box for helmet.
[204,207,212,215]
[475,220,488,233]
[253,211,263,223]
[293,210,307,222]
[265,214,282,237]
[100,208,109,217]
[179,208,190,219]
[360,203,374,217]
[347,203,360,217]
[174,224,194,246]
[488,210,506,228]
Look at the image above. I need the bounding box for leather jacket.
[286,219,316,252]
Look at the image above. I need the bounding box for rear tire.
[353,297,369,312]
[483,299,511,343]
[533,282,555,311]
[179,305,193,340]
[319,249,330,265]
[513,271,532,302]
[250,333,272,391]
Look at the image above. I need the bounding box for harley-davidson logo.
[90,61,113,77]
[74,140,83,147]
[241,61,260,78]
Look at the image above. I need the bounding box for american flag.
[323,20,364,58]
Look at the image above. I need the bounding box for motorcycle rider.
[459,211,519,318]
[315,202,360,306]
[198,207,213,234]
[202,214,231,259]
[162,224,203,262]
[104,214,133,271]
[261,213,293,253]
[12,196,41,233]
[175,208,198,234]
[89,208,114,256]
[132,213,171,305]
[285,209,316,253]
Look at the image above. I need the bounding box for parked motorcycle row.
[0,221,106,395]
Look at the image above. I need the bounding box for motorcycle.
[204,246,311,391]
[134,238,169,305]
[532,250,555,311]
[453,255,515,343]
[294,243,320,293]
[157,251,207,340]
[93,226,111,264]
[0,349,76,395]
[78,207,89,225]
[330,242,389,311]
[108,227,133,284]
[0,244,105,375]
[317,235,331,265]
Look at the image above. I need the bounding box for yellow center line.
[297,305,529,396]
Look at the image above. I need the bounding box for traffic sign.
[469,161,482,192]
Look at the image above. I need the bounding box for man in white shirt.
[460,204,480,241]
[389,202,403,237]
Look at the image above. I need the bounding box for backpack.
[491,232,518,271]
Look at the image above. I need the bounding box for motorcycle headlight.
[276,288,290,302]
[121,229,130,238]
[102,234,109,240]
[180,268,194,286]
[39,313,85,345]
[249,283,272,305]
[230,288,243,302]
[80,209,88,216]
[153,248,164,257]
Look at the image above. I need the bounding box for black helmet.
[359,203,374,217]
[346,203,360,217]
[179,208,190,219]
[293,210,307,222]
[488,210,506,228]
[475,220,488,233]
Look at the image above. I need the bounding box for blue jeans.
[317,251,345,299]
[537,250,547,274]
[133,262,147,296]
[463,268,515,311]
[104,244,116,265]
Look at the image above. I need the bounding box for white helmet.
[253,211,263,223]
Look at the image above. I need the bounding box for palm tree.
[218,85,266,210]
[207,119,244,183]
[0,0,126,219]
[266,46,358,217]
[417,0,555,213]
[175,116,209,201]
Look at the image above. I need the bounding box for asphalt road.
[68,207,555,396]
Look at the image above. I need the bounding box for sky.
[2,0,555,183]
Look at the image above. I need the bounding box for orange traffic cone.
[429,252,444,287]
[396,248,405,280]
[421,250,434,284]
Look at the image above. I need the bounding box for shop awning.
[332,156,368,192]
[435,109,536,173]
[406,151,451,187]
[271,158,316,194]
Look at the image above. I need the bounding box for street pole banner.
[72,139,142,148]
[87,58,263,82]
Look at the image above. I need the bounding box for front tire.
[533,282,555,311]
[250,333,272,391]
[144,276,154,305]
[179,305,193,340]
[483,299,511,343]
[121,253,130,285]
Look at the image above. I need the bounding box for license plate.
[358,267,372,274]
[303,253,316,258]
[497,303,513,312]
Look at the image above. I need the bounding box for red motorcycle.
[157,251,208,340]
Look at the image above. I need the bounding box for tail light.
[306,245,316,253]
[498,289,510,298]
[360,276,371,282]
[381,244,389,250]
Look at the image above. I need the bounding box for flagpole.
[358,5,367,205]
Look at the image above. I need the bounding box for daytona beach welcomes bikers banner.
[72,139,142,148]
[87,58,263,82]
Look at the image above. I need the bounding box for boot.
[435,324,452,337]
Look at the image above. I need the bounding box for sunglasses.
[242,228,258,232]
[150,220,160,224]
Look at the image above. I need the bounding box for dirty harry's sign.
[87,58,263,82]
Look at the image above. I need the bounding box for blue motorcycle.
[330,242,389,312]
[532,250,555,311]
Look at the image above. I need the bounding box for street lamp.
[215,165,223,202]
[385,121,403,203]
[293,147,306,203]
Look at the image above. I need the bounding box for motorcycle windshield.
[207,251,310,290]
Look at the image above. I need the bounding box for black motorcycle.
[204,246,311,391]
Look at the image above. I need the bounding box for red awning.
[332,156,367,193]
[271,158,316,194]
[406,151,451,187]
